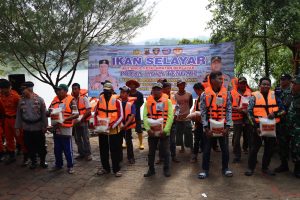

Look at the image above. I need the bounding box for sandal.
[97,169,109,176]
[198,171,209,179]
[224,169,233,177]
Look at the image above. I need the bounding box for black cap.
[280,74,292,80]
[0,79,10,88]
[211,56,222,63]
[21,81,34,88]
[99,59,109,65]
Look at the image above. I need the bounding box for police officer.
[287,75,300,178]
[15,82,48,169]
[274,74,293,173]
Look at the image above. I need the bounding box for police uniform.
[287,75,300,178]
[15,82,48,168]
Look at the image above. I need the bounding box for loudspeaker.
[8,74,25,95]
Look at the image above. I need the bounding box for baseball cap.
[119,86,130,92]
[103,82,113,90]
[177,79,186,85]
[152,82,163,89]
[21,81,34,89]
[56,84,68,91]
[280,74,292,80]
[211,56,222,63]
[238,77,247,83]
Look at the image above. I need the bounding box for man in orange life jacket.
[126,80,144,150]
[0,79,24,165]
[190,82,205,163]
[15,82,48,169]
[198,71,233,179]
[143,82,174,177]
[72,83,92,161]
[49,84,79,174]
[119,86,136,164]
[96,82,123,177]
[245,77,285,176]
[231,77,252,163]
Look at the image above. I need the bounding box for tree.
[178,38,209,45]
[207,0,300,77]
[0,0,154,89]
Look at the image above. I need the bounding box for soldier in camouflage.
[274,74,293,173]
[287,75,300,178]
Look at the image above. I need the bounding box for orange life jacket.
[252,91,280,123]
[146,95,169,127]
[230,89,252,121]
[95,94,118,125]
[204,86,228,122]
[50,95,74,127]
[73,95,91,121]
[123,101,136,130]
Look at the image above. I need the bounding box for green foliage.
[207,0,300,79]
[0,0,154,88]
[178,38,209,45]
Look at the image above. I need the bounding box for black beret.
[99,59,109,65]
[22,81,34,88]
[0,79,11,88]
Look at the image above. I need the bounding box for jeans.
[148,136,170,171]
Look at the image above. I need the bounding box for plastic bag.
[94,117,110,134]
[209,119,225,137]
[259,118,276,137]
[50,108,64,125]
[186,111,201,122]
[239,96,250,109]
[148,118,164,137]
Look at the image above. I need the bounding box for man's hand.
[267,113,275,119]
[205,128,212,137]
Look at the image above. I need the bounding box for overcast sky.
[131,0,212,44]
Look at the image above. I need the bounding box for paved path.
[0,133,299,200]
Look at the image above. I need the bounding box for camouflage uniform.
[276,87,293,164]
[287,75,300,178]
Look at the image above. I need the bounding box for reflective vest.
[230,89,252,121]
[204,86,228,122]
[73,95,91,121]
[123,101,136,130]
[50,95,73,127]
[146,95,169,127]
[96,94,118,124]
[252,91,280,123]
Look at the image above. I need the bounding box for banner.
[88,42,235,97]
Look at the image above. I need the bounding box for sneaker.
[144,169,155,177]
[75,155,84,160]
[115,171,122,177]
[262,169,276,176]
[85,155,92,161]
[223,169,233,177]
[96,169,109,176]
[68,168,75,174]
[244,169,254,176]
[198,171,209,179]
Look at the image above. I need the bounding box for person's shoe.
[198,171,209,179]
[223,169,233,177]
[244,169,254,176]
[96,168,109,176]
[232,157,241,163]
[30,163,38,169]
[50,166,62,172]
[262,169,276,176]
[67,168,75,174]
[172,157,180,163]
[144,169,155,177]
[190,155,197,163]
[115,171,122,177]
[75,155,84,160]
[155,159,163,165]
[128,159,135,164]
[274,163,289,173]
[85,155,92,161]
[40,162,48,169]
[163,169,171,177]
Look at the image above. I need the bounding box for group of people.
[0,69,299,180]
